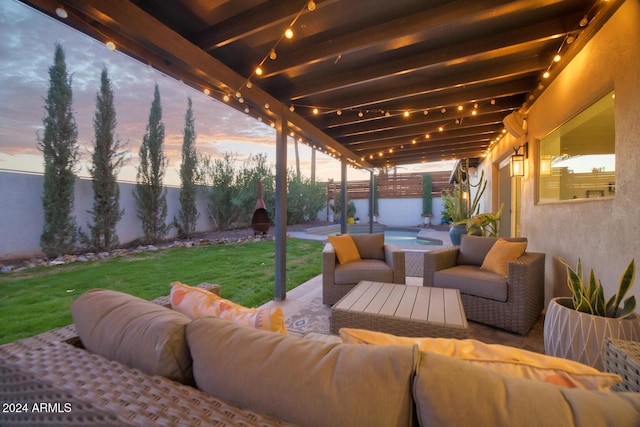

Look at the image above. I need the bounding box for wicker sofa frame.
[322,241,406,305]
[423,247,545,335]
[0,284,293,427]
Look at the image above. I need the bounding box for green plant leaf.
[616,296,637,319]
[592,283,606,316]
[612,260,636,317]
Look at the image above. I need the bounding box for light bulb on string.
[285,28,294,39]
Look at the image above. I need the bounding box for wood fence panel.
[326,171,453,199]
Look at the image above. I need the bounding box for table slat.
[443,288,465,326]
[396,286,418,318]
[379,285,406,316]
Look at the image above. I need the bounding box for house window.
[538,91,615,202]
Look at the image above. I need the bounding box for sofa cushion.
[457,234,497,266]
[413,351,640,427]
[334,259,393,285]
[339,328,621,390]
[71,289,193,384]
[481,237,527,277]
[187,316,417,427]
[351,233,385,260]
[434,265,507,302]
[327,234,361,264]
[170,281,287,334]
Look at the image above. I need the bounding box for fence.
[326,171,453,199]
[0,170,450,260]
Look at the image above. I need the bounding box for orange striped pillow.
[170,281,287,335]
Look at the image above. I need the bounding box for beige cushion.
[187,316,416,427]
[481,237,527,277]
[170,281,287,334]
[71,289,192,384]
[327,234,361,264]
[414,351,640,427]
[351,233,385,260]
[434,264,507,302]
[457,234,497,266]
[339,328,621,390]
[334,259,393,285]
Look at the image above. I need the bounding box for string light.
[105,41,116,51]
[285,28,294,39]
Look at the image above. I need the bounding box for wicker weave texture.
[605,338,640,392]
[423,248,545,335]
[331,308,468,339]
[1,343,293,427]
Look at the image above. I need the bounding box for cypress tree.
[87,66,126,251]
[38,43,79,258]
[134,83,168,244]
[175,97,199,238]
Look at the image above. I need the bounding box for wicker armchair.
[423,236,545,335]
[323,233,405,305]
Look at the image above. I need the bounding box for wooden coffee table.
[330,281,468,338]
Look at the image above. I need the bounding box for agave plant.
[559,258,636,318]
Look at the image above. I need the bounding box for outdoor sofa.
[1,284,639,427]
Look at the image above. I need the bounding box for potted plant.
[443,159,487,245]
[466,203,504,237]
[544,258,640,371]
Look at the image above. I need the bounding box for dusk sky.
[0,0,453,187]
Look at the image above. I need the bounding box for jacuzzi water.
[323,227,438,246]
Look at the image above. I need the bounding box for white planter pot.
[544,297,640,371]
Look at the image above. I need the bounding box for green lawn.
[0,238,323,345]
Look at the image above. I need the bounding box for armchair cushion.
[434,265,508,302]
[351,233,385,260]
[327,234,361,264]
[335,259,394,285]
[457,234,497,266]
[481,238,527,277]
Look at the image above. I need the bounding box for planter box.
[544,297,640,371]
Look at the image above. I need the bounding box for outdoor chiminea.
[251,181,270,235]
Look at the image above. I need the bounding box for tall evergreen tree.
[87,66,126,251]
[175,97,199,238]
[134,83,168,244]
[38,43,79,258]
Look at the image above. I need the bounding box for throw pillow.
[187,316,416,427]
[414,351,640,427]
[327,234,361,264]
[480,237,527,277]
[170,281,287,334]
[339,328,621,390]
[71,289,193,384]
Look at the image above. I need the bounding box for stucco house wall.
[479,0,640,306]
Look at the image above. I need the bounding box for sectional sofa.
[1,285,639,427]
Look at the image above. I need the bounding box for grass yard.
[0,238,323,345]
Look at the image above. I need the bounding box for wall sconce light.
[540,155,552,176]
[510,143,528,177]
